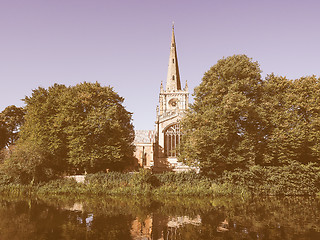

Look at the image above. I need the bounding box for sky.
[1,0,320,130]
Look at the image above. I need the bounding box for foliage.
[0,120,8,149]
[0,105,25,147]
[180,55,320,175]
[16,82,134,179]
[85,171,131,189]
[156,171,204,185]
[0,149,5,163]
[0,170,319,197]
[85,171,131,185]
[259,74,320,166]
[220,162,320,195]
[0,170,12,185]
[179,55,263,175]
[37,178,84,195]
[1,142,55,184]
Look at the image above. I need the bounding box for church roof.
[134,130,155,144]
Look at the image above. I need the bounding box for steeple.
[166,23,181,91]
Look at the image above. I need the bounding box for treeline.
[1,55,320,194]
[180,55,320,177]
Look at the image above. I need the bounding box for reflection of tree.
[0,200,71,239]
[85,214,132,239]
[0,199,133,240]
[0,201,35,240]
[223,196,320,239]
[0,196,319,239]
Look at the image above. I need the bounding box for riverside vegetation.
[0,166,319,198]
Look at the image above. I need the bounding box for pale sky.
[1,0,320,130]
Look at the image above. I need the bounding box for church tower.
[154,24,189,172]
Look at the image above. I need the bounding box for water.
[0,196,319,240]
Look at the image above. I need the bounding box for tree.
[1,142,52,184]
[259,74,320,166]
[179,55,320,175]
[0,120,8,150]
[179,55,263,175]
[17,82,134,177]
[64,82,135,172]
[258,74,295,166]
[0,105,25,147]
[291,76,320,165]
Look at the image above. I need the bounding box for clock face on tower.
[169,98,178,107]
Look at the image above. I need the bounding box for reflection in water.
[217,219,229,232]
[0,196,319,239]
[167,215,201,228]
[131,216,152,240]
[130,215,202,240]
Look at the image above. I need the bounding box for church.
[134,25,195,172]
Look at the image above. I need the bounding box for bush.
[156,171,204,185]
[37,178,82,195]
[1,142,56,184]
[129,169,153,187]
[0,172,13,185]
[85,171,131,187]
[219,162,320,195]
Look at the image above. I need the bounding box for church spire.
[166,23,181,91]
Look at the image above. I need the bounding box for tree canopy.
[6,82,134,181]
[179,55,262,175]
[179,55,320,175]
[0,105,24,148]
[0,120,8,150]
[259,74,320,166]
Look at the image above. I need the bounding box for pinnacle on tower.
[166,23,181,91]
[185,80,188,91]
[160,81,164,93]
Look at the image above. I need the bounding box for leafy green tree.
[17,82,134,177]
[291,76,320,164]
[179,55,263,175]
[1,142,52,184]
[0,120,8,149]
[180,55,320,175]
[259,74,320,166]
[0,105,25,147]
[258,74,295,165]
[63,82,135,172]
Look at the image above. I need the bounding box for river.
[0,196,319,239]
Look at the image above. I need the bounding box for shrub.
[85,171,131,187]
[219,162,320,195]
[37,178,83,195]
[1,142,56,184]
[156,171,204,185]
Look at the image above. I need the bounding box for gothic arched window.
[164,124,181,157]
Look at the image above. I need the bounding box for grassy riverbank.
[0,163,319,198]
[0,171,241,198]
